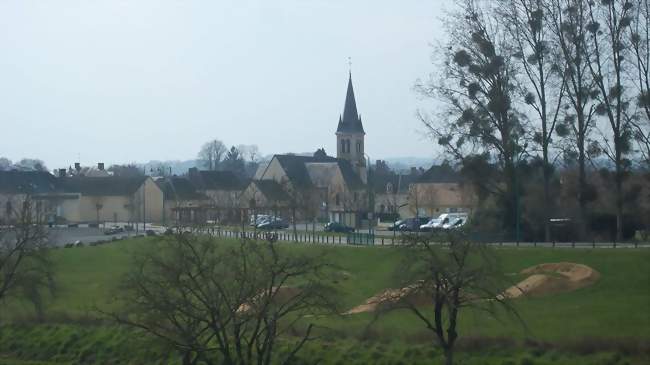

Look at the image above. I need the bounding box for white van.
[420,212,468,231]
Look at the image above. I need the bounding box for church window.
[5,201,11,216]
[356,141,361,153]
[341,139,346,153]
[335,193,340,205]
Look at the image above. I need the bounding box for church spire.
[336,73,365,134]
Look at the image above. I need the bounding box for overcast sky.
[0,0,450,170]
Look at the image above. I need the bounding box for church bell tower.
[336,72,367,183]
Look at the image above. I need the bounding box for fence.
[203,228,650,248]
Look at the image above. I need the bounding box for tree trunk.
[444,348,454,365]
[615,154,623,242]
[577,133,588,240]
[543,149,551,242]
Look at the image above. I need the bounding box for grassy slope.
[1,238,649,364]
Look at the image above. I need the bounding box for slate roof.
[190,170,244,191]
[254,180,291,202]
[337,160,365,190]
[417,164,463,184]
[0,171,60,194]
[60,176,148,196]
[336,73,365,134]
[274,154,337,189]
[158,177,207,201]
[371,173,418,194]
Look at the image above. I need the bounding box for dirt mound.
[503,262,600,298]
[237,286,301,313]
[345,282,430,315]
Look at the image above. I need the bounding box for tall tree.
[222,146,246,177]
[418,0,527,234]
[584,0,636,241]
[547,0,598,238]
[197,139,227,171]
[501,0,567,241]
[629,0,650,167]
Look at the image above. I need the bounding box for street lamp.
[364,154,374,237]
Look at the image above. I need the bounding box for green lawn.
[1,237,649,364]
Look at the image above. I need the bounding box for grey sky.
[0,0,449,170]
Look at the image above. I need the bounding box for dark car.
[257,217,289,230]
[324,222,355,233]
[398,217,430,232]
[145,229,157,236]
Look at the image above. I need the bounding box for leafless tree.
[0,197,55,320]
[629,0,650,167]
[107,233,339,365]
[500,0,567,241]
[198,139,227,171]
[583,0,637,241]
[376,231,521,365]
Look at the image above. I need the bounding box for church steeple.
[336,73,365,134]
[336,72,367,183]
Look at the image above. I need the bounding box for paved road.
[45,224,165,247]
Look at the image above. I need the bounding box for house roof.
[274,154,337,189]
[371,173,418,194]
[190,170,244,191]
[337,160,365,190]
[60,176,148,196]
[272,154,365,191]
[159,177,207,201]
[417,164,463,184]
[336,73,365,134]
[0,171,60,194]
[254,180,291,202]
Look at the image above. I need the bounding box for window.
[356,141,361,153]
[335,193,340,205]
[341,139,346,153]
[5,201,11,216]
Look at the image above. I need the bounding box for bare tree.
[584,0,636,241]
[629,0,650,167]
[108,233,338,365]
[417,0,528,235]
[546,0,598,237]
[376,232,520,365]
[0,197,55,320]
[500,0,567,241]
[197,139,227,171]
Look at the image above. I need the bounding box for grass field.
[1,237,649,364]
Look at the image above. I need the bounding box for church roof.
[272,154,365,191]
[336,73,365,134]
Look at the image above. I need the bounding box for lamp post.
[365,154,374,237]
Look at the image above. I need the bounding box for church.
[240,73,370,227]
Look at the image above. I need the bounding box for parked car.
[250,214,271,227]
[257,217,289,230]
[104,225,124,235]
[442,217,467,230]
[145,229,157,236]
[398,217,430,232]
[419,218,442,232]
[324,222,355,233]
[420,213,468,231]
[387,220,404,231]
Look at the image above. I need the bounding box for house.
[187,168,245,223]
[158,176,209,225]
[241,73,370,228]
[408,164,477,218]
[372,169,419,221]
[0,171,61,224]
[57,176,164,224]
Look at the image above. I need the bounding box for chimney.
[74,162,81,171]
[98,162,104,171]
[58,169,67,178]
